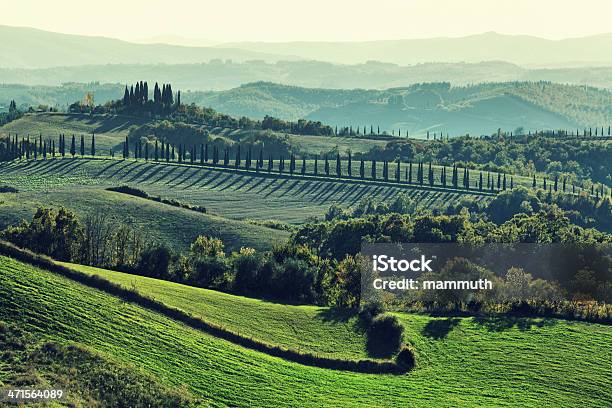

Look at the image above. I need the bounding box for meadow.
[0,157,493,224]
[1,255,610,407]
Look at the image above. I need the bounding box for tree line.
[2,131,609,199]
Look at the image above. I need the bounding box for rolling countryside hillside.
[4,61,612,91]
[4,80,611,137]
[0,158,495,225]
[194,82,612,134]
[1,255,610,407]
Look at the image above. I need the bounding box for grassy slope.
[0,113,144,151]
[62,262,368,359]
[0,158,493,224]
[0,187,288,253]
[2,256,610,407]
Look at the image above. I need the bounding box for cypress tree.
[235,145,241,167]
[510,177,514,189]
[532,174,536,188]
[562,177,566,192]
[172,145,175,161]
[383,161,388,181]
[428,162,434,186]
[289,154,295,175]
[91,134,96,156]
[336,153,341,177]
[497,173,501,189]
[324,155,330,176]
[543,177,547,190]
[123,86,130,106]
[554,175,558,191]
[347,151,352,177]
[70,135,76,157]
[301,157,306,175]
[503,174,507,190]
[408,162,413,183]
[313,155,318,175]
[245,145,252,169]
[371,160,377,180]
[34,140,37,160]
[155,141,159,161]
[257,149,263,171]
[452,165,458,188]
[479,172,483,191]
[223,148,229,166]
[359,159,365,179]
[43,141,47,159]
[145,143,149,161]
[268,155,273,172]
[80,135,85,156]
[279,156,285,174]
[205,144,209,163]
[396,160,401,182]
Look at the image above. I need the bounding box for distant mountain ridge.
[3,26,612,70]
[220,32,612,66]
[0,25,298,68]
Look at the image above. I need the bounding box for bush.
[366,314,404,358]
[396,345,416,370]
[0,186,19,193]
[106,185,149,198]
[359,301,385,325]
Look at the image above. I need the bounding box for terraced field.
[1,255,610,407]
[0,157,494,224]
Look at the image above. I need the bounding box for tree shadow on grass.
[472,315,558,332]
[315,307,358,324]
[422,318,461,339]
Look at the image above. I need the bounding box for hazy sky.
[3,0,612,42]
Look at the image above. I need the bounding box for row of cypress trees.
[2,133,607,197]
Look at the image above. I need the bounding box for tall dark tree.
[371,160,377,180]
[80,135,85,156]
[313,155,318,175]
[347,151,352,177]
[335,153,341,177]
[324,154,330,176]
[91,134,96,156]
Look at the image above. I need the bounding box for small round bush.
[359,301,385,325]
[396,345,416,370]
[366,314,404,358]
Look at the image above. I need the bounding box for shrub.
[0,186,19,193]
[396,345,416,370]
[359,301,386,325]
[366,314,404,358]
[106,185,149,198]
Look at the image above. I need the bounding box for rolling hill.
[1,254,610,407]
[0,158,494,225]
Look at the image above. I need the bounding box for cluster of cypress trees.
[122,81,179,112]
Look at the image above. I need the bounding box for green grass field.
[1,255,610,407]
[0,157,493,224]
[62,262,369,359]
[0,186,288,253]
